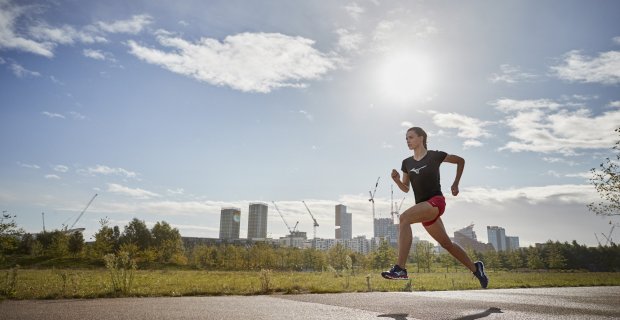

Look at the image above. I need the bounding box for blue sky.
[1,0,619,246]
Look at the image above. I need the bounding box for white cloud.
[10,62,40,77]
[463,139,483,149]
[432,112,491,140]
[83,49,105,60]
[542,157,579,166]
[96,14,153,34]
[401,121,413,129]
[69,111,86,120]
[53,165,69,173]
[128,31,338,93]
[28,24,106,45]
[493,98,562,112]
[372,18,437,49]
[456,184,598,205]
[107,183,159,199]
[609,101,620,108]
[0,56,5,64]
[495,98,620,154]
[344,2,365,20]
[45,174,60,180]
[18,162,40,169]
[613,36,620,45]
[335,28,363,52]
[551,50,620,85]
[42,111,65,119]
[0,1,55,57]
[83,165,137,178]
[299,110,314,122]
[489,64,540,84]
[167,188,185,195]
[485,165,501,170]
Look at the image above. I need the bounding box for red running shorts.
[422,195,446,227]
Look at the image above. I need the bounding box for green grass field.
[2,268,620,300]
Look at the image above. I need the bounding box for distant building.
[487,226,507,251]
[374,217,399,245]
[335,204,352,240]
[487,226,520,252]
[279,231,307,249]
[219,207,241,240]
[452,224,495,253]
[506,236,520,251]
[247,202,268,240]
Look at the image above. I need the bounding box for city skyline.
[1,1,619,247]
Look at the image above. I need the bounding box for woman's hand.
[451,183,459,196]
[391,169,400,182]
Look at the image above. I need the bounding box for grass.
[2,268,620,300]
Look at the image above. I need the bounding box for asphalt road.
[1,286,619,320]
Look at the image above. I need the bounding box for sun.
[377,51,434,104]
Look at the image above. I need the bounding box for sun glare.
[377,51,434,104]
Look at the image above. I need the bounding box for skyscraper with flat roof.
[247,202,268,240]
[487,226,506,251]
[335,204,352,240]
[219,207,241,240]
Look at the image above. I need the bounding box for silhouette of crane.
[271,201,298,235]
[302,201,319,240]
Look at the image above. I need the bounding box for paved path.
[1,286,619,319]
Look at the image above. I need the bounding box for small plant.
[259,269,272,293]
[1,265,19,298]
[366,274,372,292]
[104,251,136,295]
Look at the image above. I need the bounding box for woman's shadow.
[378,307,503,320]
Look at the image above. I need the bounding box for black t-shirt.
[401,150,448,204]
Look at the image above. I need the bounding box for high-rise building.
[455,224,477,241]
[247,202,268,240]
[451,224,494,253]
[374,217,399,244]
[487,226,507,251]
[506,236,520,251]
[335,204,352,240]
[219,207,241,240]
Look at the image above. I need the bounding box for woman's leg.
[424,217,476,272]
[397,202,439,268]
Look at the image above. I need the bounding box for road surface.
[1,286,619,319]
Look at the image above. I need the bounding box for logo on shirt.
[410,165,427,175]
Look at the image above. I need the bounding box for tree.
[484,249,501,271]
[327,243,350,271]
[68,231,85,256]
[0,211,24,255]
[507,249,524,270]
[93,219,120,257]
[588,127,620,216]
[151,221,183,263]
[370,240,396,270]
[120,218,152,251]
[546,241,567,270]
[526,246,545,270]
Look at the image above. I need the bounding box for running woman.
[381,127,489,289]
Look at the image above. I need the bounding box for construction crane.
[64,193,98,233]
[369,176,379,219]
[601,221,619,246]
[271,201,298,235]
[302,201,319,240]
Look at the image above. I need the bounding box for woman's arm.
[391,169,410,193]
[443,154,464,196]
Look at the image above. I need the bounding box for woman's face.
[406,131,423,150]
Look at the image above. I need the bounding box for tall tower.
[335,204,352,240]
[487,226,506,251]
[247,202,268,240]
[219,207,241,240]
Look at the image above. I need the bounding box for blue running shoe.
[473,261,489,289]
[381,264,408,280]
